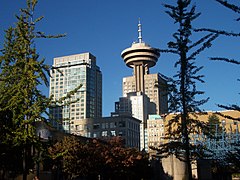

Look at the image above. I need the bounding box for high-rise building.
[123,73,168,115]
[49,52,102,132]
[121,20,167,115]
[119,20,167,150]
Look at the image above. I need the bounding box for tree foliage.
[195,0,240,69]
[48,136,152,180]
[203,114,222,138]
[0,0,64,179]
[202,0,240,170]
[209,1,240,117]
[179,0,240,174]
[225,147,240,171]
[152,0,218,179]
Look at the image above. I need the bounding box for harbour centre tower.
[115,20,168,150]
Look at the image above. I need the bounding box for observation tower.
[121,20,160,92]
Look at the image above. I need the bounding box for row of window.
[148,133,164,137]
[148,124,164,128]
[96,130,116,137]
[93,122,118,129]
[148,142,162,147]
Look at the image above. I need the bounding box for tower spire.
[138,18,142,43]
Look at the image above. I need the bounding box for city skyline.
[1,0,240,116]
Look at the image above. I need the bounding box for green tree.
[153,0,218,179]
[0,0,64,179]
[196,0,240,171]
[205,114,221,137]
[196,0,240,115]
[225,147,240,172]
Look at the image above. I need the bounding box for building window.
[102,131,107,137]
[93,133,99,138]
[102,123,106,129]
[93,123,100,129]
[119,121,126,127]
[111,131,116,136]
[119,130,125,136]
[110,122,116,128]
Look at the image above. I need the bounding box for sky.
[1,0,240,117]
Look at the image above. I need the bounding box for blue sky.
[1,0,240,116]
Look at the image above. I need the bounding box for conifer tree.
[205,114,221,137]
[196,1,240,105]
[152,0,218,179]
[195,0,240,171]
[0,0,64,179]
[201,1,240,115]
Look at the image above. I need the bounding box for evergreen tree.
[205,114,221,137]
[212,1,240,115]
[0,0,64,179]
[152,0,218,179]
[196,0,240,114]
[196,0,240,171]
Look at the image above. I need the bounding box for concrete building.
[146,114,165,154]
[112,92,150,150]
[112,96,132,116]
[130,92,149,150]
[161,110,240,180]
[123,73,168,115]
[70,116,141,149]
[49,52,102,132]
[164,110,240,134]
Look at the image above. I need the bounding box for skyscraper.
[119,20,168,150]
[123,73,168,115]
[49,52,102,132]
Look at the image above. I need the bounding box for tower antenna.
[138,18,142,43]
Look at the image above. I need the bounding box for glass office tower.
[49,52,102,132]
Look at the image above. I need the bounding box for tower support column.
[134,63,146,92]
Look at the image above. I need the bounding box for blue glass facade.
[49,53,102,132]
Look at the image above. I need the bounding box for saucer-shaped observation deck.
[120,19,160,93]
[121,42,160,68]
